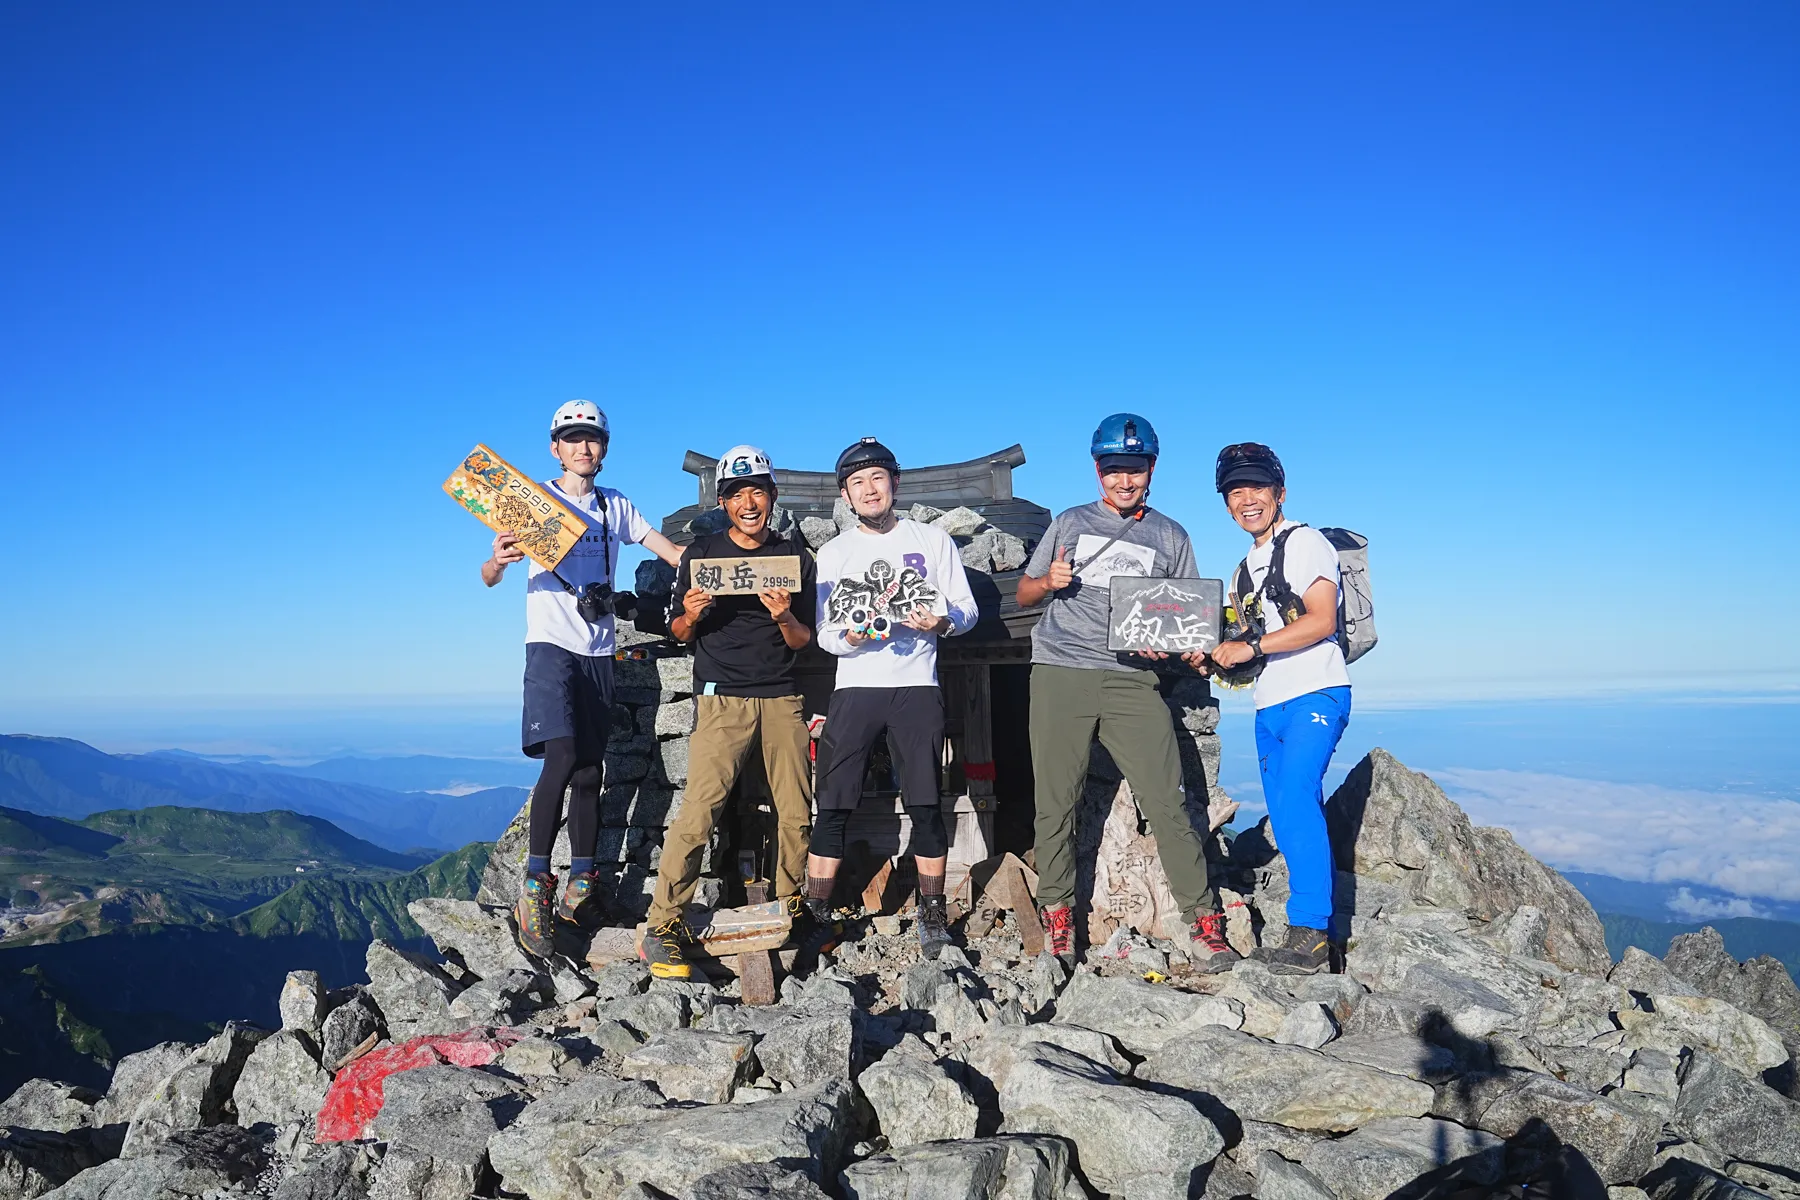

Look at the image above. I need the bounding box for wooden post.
[737,881,779,1006]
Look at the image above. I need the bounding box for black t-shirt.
[677,531,817,697]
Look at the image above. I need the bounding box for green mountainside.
[1600,911,1800,979]
[234,841,490,942]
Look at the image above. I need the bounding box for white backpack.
[1231,525,1378,664]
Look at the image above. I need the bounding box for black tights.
[528,736,602,859]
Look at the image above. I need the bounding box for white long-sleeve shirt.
[815,519,979,689]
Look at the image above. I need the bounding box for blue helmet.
[1090,413,1159,461]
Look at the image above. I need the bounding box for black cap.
[1215,442,1285,494]
[835,437,900,488]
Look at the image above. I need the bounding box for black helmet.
[835,437,900,488]
[1215,442,1285,494]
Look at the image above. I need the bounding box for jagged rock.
[0,1129,105,1200]
[1724,1160,1800,1197]
[47,1125,270,1199]
[92,1042,193,1132]
[1640,1156,1772,1199]
[273,1142,379,1200]
[1216,966,1300,1039]
[960,1023,1133,1094]
[856,1056,979,1148]
[753,1006,859,1087]
[839,1136,1074,1200]
[907,504,945,525]
[1665,926,1800,1087]
[1619,993,1789,1079]
[932,507,986,537]
[800,517,838,550]
[599,987,694,1038]
[1340,993,1439,1040]
[486,1076,670,1198]
[499,1035,573,1079]
[620,1030,756,1103]
[365,941,463,1039]
[1443,1070,1661,1183]
[1228,1123,1327,1176]
[692,1162,832,1200]
[959,529,1001,572]
[232,1031,330,1129]
[316,1028,521,1143]
[279,970,328,1037]
[0,1083,100,1135]
[1325,750,1611,975]
[1298,1116,1505,1200]
[518,1078,855,1197]
[832,498,857,532]
[1620,1047,1681,1103]
[1321,1033,1458,1083]
[1489,904,1551,960]
[1273,1003,1338,1049]
[1345,919,1551,1034]
[1050,970,1244,1054]
[988,531,1028,572]
[319,990,384,1069]
[120,1023,268,1157]
[407,899,537,979]
[899,961,989,1044]
[368,1065,523,1200]
[448,969,553,1025]
[1138,1024,1434,1132]
[1252,1151,1336,1200]
[593,960,652,1002]
[1611,947,1702,999]
[1673,1050,1800,1174]
[998,1042,1223,1199]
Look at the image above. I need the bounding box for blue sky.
[3,3,1797,715]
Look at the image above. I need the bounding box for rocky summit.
[3,751,1798,1200]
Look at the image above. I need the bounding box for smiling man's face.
[1225,484,1284,537]
[720,481,773,537]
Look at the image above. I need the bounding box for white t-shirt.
[1240,521,1352,709]
[524,481,654,657]
[815,519,979,690]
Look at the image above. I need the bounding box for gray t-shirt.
[1025,501,1200,673]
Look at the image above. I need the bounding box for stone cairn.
[6,751,1800,1200]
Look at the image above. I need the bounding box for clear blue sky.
[3,3,1796,710]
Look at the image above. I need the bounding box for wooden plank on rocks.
[594,901,793,972]
[737,881,779,1006]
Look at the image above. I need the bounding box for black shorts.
[522,643,615,760]
[816,686,944,812]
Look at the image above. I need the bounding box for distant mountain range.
[0,735,527,853]
[153,748,537,794]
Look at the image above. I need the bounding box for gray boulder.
[319,989,384,1068]
[1639,1156,1772,1199]
[364,941,463,1040]
[998,1042,1223,1199]
[692,1162,832,1200]
[932,507,987,537]
[448,968,553,1025]
[1273,1003,1338,1049]
[0,1129,105,1200]
[620,1030,757,1103]
[1345,918,1551,1034]
[407,898,537,979]
[752,1006,859,1088]
[1610,947,1701,999]
[368,1065,523,1200]
[907,504,945,525]
[231,1030,330,1130]
[597,987,693,1037]
[839,1136,1074,1200]
[1325,750,1611,975]
[1442,1070,1661,1183]
[486,1076,670,1199]
[800,517,839,551]
[1322,1033,1459,1084]
[92,1042,193,1133]
[1619,992,1789,1079]
[960,1022,1132,1094]
[1050,970,1244,1054]
[1252,1151,1335,1200]
[44,1125,269,1200]
[0,1082,99,1135]
[1665,926,1800,1087]
[1299,1116,1505,1200]
[857,1056,979,1148]
[1674,1050,1800,1175]
[279,970,328,1037]
[120,1023,267,1157]
[1139,1024,1434,1132]
[272,1142,379,1200]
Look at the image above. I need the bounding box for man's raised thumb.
[1054,545,1069,562]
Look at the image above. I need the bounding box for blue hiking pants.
[1254,686,1351,932]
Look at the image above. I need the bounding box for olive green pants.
[1029,664,1216,917]
[646,693,813,927]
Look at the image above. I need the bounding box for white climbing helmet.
[715,445,776,489]
[551,399,608,439]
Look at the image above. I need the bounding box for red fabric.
[314,1027,522,1143]
[963,761,996,782]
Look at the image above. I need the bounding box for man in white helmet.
[639,445,818,979]
[483,400,683,957]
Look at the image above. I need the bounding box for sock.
[806,875,835,901]
[917,871,946,898]
[526,855,552,876]
[568,856,594,878]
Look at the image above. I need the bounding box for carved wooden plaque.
[690,555,803,596]
[443,444,583,570]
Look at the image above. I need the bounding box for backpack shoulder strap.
[1263,524,1309,614]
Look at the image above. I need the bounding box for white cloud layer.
[1664,887,1772,921]
[1429,768,1800,904]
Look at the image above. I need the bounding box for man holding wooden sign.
[641,445,818,980]
[478,400,683,958]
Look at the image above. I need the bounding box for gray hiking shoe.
[1252,924,1330,975]
[916,894,952,961]
[1189,911,1241,974]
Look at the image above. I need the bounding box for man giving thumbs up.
[1015,414,1238,972]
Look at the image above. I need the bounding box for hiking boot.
[514,871,557,959]
[1040,904,1076,963]
[916,894,952,961]
[557,871,604,930]
[786,895,842,975]
[1252,924,1330,975]
[640,916,695,980]
[1189,911,1241,974]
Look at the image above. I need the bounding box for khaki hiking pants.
[647,693,813,927]
[1029,663,1216,917]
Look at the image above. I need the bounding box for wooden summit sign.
[1107,577,1224,653]
[443,444,584,571]
[691,556,804,596]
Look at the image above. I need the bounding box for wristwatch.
[1245,634,1263,658]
